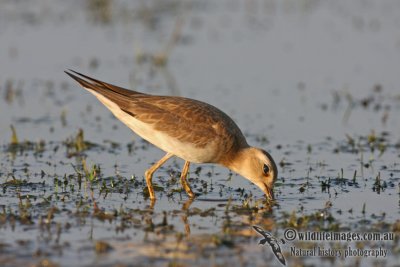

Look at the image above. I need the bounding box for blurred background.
[1,1,399,266]
[1,0,399,144]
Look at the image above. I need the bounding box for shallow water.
[1,1,399,266]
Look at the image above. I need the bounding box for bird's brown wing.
[126,95,247,149]
[66,70,247,152]
[65,70,145,97]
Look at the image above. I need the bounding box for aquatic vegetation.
[1,0,400,266]
[64,129,97,157]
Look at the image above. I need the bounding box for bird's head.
[226,147,278,200]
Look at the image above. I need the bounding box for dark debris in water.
[2,127,398,266]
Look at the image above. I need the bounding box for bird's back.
[66,70,248,163]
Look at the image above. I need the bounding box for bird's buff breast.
[121,113,218,163]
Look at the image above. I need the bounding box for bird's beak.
[262,183,275,200]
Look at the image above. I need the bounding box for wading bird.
[65,70,277,201]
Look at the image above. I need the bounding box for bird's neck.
[220,146,252,176]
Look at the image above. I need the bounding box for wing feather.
[66,70,247,153]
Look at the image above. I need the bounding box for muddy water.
[1,1,399,266]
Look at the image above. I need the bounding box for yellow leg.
[145,153,173,200]
[180,161,195,198]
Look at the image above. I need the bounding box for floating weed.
[3,175,25,187]
[126,142,134,155]
[230,197,264,217]
[211,234,235,248]
[194,166,202,176]
[225,197,232,213]
[307,144,312,154]
[72,159,101,185]
[64,129,98,157]
[320,177,331,192]
[5,126,46,157]
[333,168,347,186]
[95,240,113,254]
[186,206,216,222]
[104,139,121,150]
[1,117,399,265]
[34,140,46,155]
[279,158,292,168]
[74,128,86,152]
[299,183,307,193]
[35,259,59,267]
[160,211,168,226]
[367,130,387,156]
[16,193,33,225]
[144,216,155,232]
[143,184,164,197]
[345,134,355,151]
[392,220,400,233]
[331,85,397,125]
[10,125,18,145]
[93,208,115,222]
[82,158,99,183]
[337,131,389,156]
[282,209,339,231]
[373,172,386,194]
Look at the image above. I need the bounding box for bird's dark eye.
[263,164,270,175]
